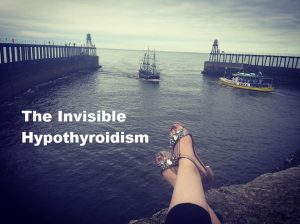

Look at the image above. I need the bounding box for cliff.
[129,165,300,224]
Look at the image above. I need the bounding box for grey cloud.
[0,0,299,54]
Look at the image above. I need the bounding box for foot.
[155,151,178,186]
[170,123,211,176]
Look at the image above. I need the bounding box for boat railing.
[235,78,273,88]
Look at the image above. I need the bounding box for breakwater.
[0,42,100,102]
[202,40,300,84]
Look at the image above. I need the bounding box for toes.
[155,150,171,164]
[173,122,184,129]
[170,122,186,133]
[155,152,164,164]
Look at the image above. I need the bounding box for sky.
[0,0,299,54]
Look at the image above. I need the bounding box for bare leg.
[169,135,208,210]
[166,135,221,224]
[162,169,221,224]
[208,206,222,224]
[161,168,177,187]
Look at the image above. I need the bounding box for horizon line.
[98,47,208,54]
[0,36,298,56]
[98,47,300,57]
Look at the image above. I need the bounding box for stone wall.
[0,55,99,102]
[202,61,300,84]
[129,166,300,224]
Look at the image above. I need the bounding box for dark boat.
[139,48,160,81]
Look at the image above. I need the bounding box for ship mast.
[152,49,156,74]
[146,48,150,72]
[142,53,146,69]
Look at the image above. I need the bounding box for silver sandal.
[170,122,214,184]
[155,150,178,174]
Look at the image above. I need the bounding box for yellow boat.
[219,72,274,92]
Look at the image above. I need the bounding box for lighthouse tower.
[209,39,220,62]
[86,33,94,47]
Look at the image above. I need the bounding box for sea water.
[0,48,300,223]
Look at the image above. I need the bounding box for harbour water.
[0,49,300,223]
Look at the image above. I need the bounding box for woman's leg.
[161,168,177,187]
[162,168,221,224]
[167,135,221,224]
[169,135,208,210]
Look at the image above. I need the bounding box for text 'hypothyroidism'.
[21,110,149,146]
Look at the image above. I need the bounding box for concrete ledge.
[129,166,300,224]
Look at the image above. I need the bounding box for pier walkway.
[203,40,300,84]
[208,40,299,69]
[0,40,100,102]
[0,43,96,65]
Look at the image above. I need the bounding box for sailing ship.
[219,71,274,92]
[139,48,160,80]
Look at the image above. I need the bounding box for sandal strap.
[178,154,208,175]
[170,127,189,149]
[169,122,214,184]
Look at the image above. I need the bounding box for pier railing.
[0,43,97,65]
[209,52,300,69]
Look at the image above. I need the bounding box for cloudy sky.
[0,0,299,54]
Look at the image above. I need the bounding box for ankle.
[179,158,198,171]
[176,136,193,154]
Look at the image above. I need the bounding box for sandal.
[169,122,214,184]
[155,150,178,174]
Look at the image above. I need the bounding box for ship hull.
[219,77,273,92]
[139,70,160,80]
